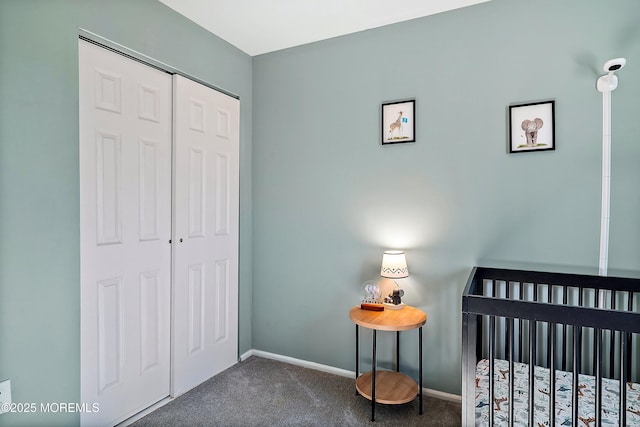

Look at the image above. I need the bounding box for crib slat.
[594,287,601,375]
[491,280,500,358]
[519,282,524,362]
[489,316,495,427]
[549,323,556,427]
[528,319,536,427]
[620,331,628,427]
[546,284,552,369]
[593,319,598,377]
[633,331,637,392]
[477,282,488,362]
[595,328,602,427]
[562,287,568,371]
[572,325,581,427]
[508,317,514,426]
[610,290,616,379]
[626,292,633,379]
[506,283,511,361]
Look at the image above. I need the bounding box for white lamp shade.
[380,250,408,278]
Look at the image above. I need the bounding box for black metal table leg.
[419,326,423,415]
[396,331,400,372]
[355,325,359,396]
[372,329,377,422]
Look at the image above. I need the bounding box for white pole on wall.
[598,85,612,276]
[596,58,626,277]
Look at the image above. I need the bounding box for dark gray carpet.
[132,356,461,426]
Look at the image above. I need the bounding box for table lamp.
[380,250,408,309]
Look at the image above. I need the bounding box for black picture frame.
[509,100,555,153]
[382,100,415,145]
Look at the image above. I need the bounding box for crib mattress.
[475,358,640,426]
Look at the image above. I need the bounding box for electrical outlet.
[0,379,11,415]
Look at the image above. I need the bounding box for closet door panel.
[80,39,172,426]
[172,75,239,396]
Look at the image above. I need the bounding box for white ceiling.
[158,0,491,56]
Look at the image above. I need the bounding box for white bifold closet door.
[79,39,172,426]
[80,40,239,426]
[171,75,239,397]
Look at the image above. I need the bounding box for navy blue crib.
[462,267,640,426]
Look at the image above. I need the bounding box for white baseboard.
[422,387,462,403]
[239,349,462,403]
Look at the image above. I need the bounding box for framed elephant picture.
[509,100,555,153]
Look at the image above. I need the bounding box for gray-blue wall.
[252,0,640,395]
[0,1,252,425]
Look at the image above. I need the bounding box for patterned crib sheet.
[475,358,640,426]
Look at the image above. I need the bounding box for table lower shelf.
[355,370,419,405]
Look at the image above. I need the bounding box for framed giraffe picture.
[382,99,415,145]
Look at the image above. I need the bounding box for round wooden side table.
[349,305,426,422]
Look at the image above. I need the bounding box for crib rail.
[464,295,640,334]
[464,267,640,293]
[462,266,640,426]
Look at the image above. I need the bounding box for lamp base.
[383,302,405,310]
